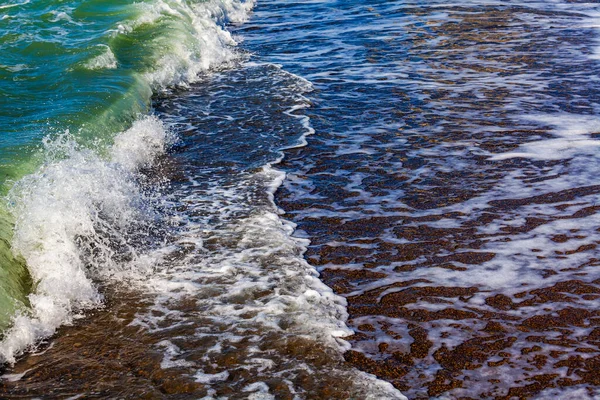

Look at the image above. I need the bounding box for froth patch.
[490,114,600,161]
[83,45,117,70]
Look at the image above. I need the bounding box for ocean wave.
[83,45,117,70]
[0,0,255,363]
[117,0,255,90]
[0,116,173,364]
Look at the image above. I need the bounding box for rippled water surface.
[241,0,600,398]
[0,18,401,400]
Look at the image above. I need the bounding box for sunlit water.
[0,0,404,398]
[244,0,600,398]
[2,0,600,399]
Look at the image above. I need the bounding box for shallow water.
[0,0,256,346]
[245,0,600,398]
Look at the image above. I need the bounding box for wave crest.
[0,116,173,364]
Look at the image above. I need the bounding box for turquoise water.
[0,1,161,328]
[0,0,253,359]
[2,1,142,163]
[0,0,248,170]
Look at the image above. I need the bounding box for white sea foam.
[0,1,29,11]
[0,116,173,364]
[195,371,230,384]
[0,0,407,396]
[136,162,406,398]
[49,9,77,25]
[490,114,600,161]
[114,0,255,90]
[1,369,29,382]
[83,45,117,70]
[126,63,406,398]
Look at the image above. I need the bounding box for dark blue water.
[242,1,600,398]
[0,2,404,397]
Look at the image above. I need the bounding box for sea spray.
[125,61,408,398]
[0,0,408,397]
[0,116,174,364]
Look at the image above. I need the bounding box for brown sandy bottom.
[0,286,367,399]
[278,176,600,399]
[4,1,600,399]
[275,114,600,398]
[0,289,202,399]
[240,0,600,397]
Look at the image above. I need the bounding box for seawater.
[3,0,600,398]
[0,0,404,398]
[247,0,600,398]
[0,0,255,362]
